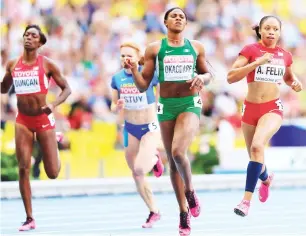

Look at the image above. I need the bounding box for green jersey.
[156,38,197,83]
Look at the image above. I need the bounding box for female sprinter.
[227,16,303,217]
[124,8,212,236]
[1,25,71,230]
[111,42,164,228]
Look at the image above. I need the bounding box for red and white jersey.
[11,55,49,95]
[239,42,293,84]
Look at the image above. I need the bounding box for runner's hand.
[291,80,302,92]
[186,74,210,91]
[116,99,125,111]
[41,104,54,115]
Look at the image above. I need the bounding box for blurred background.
[1,0,306,181]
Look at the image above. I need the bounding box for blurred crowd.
[1,0,306,138]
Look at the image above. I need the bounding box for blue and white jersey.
[111,68,158,110]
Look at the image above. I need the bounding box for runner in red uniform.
[1,25,71,230]
[227,16,302,217]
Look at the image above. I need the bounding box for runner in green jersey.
[124,7,212,236]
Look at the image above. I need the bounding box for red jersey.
[11,55,49,95]
[239,42,293,84]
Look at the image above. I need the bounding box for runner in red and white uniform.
[1,25,71,231]
[227,16,303,217]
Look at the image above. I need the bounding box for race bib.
[193,96,202,108]
[13,76,41,94]
[163,55,194,81]
[157,102,164,114]
[241,104,246,116]
[275,99,284,111]
[148,121,160,132]
[120,85,148,110]
[48,113,55,126]
[254,64,285,84]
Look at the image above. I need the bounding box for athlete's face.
[120,46,140,68]
[259,17,281,46]
[165,9,187,33]
[23,28,42,50]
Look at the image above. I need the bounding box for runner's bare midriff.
[160,82,198,98]
[17,94,47,116]
[124,103,157,124]
[246,82,280,103]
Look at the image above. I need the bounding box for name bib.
[120,85,148,110]
[13,76,41,94]
[163,55,194,81]
[254,64,285,84]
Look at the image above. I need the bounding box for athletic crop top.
[111,68,158,110]
[12,55,49,95]
[156,38,197,83]
[239,42,293,84]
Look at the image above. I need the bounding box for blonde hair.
[120,42,142,53]
[120,42,144,65]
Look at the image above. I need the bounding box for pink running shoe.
[179,211,191,236]
[234,200,250,217]
[153,151,164,178]
[142,212,161,228]
[259,173,274,203]
[18,217,36,231]
[185,190,201,217]
[56,132,64,143]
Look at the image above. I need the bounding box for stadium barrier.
[1,173,306,199]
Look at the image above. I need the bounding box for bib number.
[193,96,202,108]
[157,102,164,114]
[148,121,159,132]
[275,99,283,111]
[242,104,246,116]
[48,113,55,126]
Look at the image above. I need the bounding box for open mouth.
[267,36,275,40]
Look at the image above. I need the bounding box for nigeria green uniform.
[156,38,202,122]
